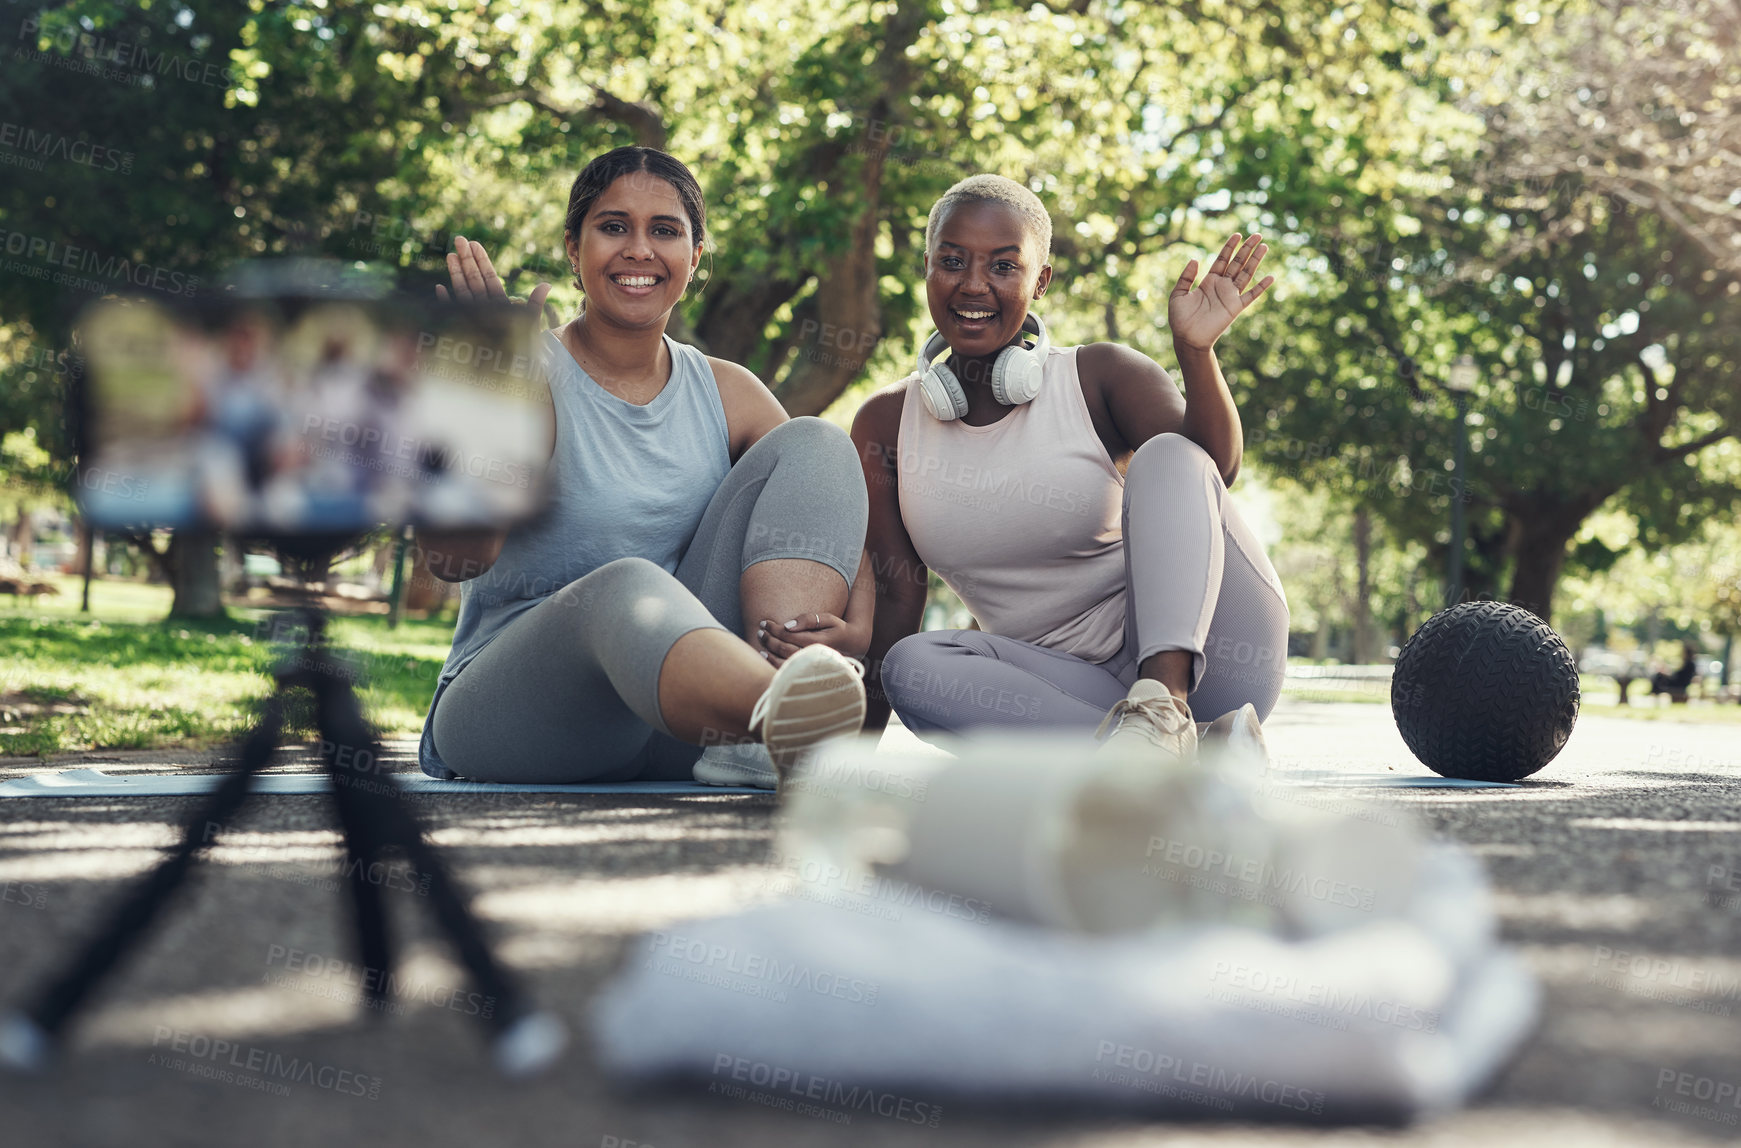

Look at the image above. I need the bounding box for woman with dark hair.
[417,146,873,789]
[760,174,1289,766]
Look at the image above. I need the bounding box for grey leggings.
[883,432,1289,738]
[432,417,867,782]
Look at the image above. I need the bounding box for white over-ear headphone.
[916,313,1051,421]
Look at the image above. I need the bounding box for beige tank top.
[897,344,1128,663]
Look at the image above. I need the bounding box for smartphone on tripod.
[1,260,565,1079]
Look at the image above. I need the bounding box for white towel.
[591,837,1537,1123]
[591,736,1537,1124]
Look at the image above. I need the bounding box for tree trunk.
[1503,490,1609,624]
[1352,509,1376,663]
[78,519,94,613]
[691,3,929,417]
[696,273,807,368]
[1505,527,1571,622]
[772,151,889,416]
[403,541,455,615]
[167,530,226,619]
[9,509,32,567]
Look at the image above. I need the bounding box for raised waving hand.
[1168,233,1274,352]
[436,235,553,314]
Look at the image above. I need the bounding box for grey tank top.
[418,328,732,776]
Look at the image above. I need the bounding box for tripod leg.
[0,696,285,1069]
[309,665,565,1076]
[326,764,395,1018]
[390,813,567,1076]
[311,670,399,1016]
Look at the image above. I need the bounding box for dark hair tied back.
[564,147,707,289]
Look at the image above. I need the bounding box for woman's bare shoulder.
[851,378,912,443]
[704,353,773,398]
[703,353,786,456]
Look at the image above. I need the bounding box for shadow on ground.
[3,703,1740,1146]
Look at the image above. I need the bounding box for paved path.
[3,700,1740,1146]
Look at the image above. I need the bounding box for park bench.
[0,575,59,596]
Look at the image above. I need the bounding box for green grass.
[0,575,453,757]
[9,575,1737,756]
[1281,672,1741,723]
[1278,685,1389,705]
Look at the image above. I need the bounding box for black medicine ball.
[1391,601,1580,781]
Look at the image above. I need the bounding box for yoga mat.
[0,768,767,798]
[1264,770,1519,789]
[0,763,1515,799]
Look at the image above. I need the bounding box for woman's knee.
[551,556,676,615]
[880,631,958,704]
[881,632,957,729]
[767,414,852,448]
[763,418,864,491]
[745,417,868,564]
[756,415,857,467]
[1128,432,1219,488]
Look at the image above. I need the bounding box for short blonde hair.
[924,174,1052,262]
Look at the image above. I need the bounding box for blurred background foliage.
[0,0,1736,667]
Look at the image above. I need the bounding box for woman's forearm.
[414,529,507,583]
[841,550,877,656]
[862,590,926,732]
[1173,341,1243,484]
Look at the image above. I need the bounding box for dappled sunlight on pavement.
[2,701,1740,1144]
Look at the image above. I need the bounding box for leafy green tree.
[1489,0,1740,278]
[1560,513,1741,675]
[1235,3,1741,623]
[21,0,1725,634]
[1260,473,1431,660]
[0,0,561,613]
[369,0,1477,417]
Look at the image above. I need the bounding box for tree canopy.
[1,0,1734,626]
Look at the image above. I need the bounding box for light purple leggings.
[883,433,1290,739]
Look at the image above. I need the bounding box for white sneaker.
[1202,702,1269,769]
[749,645,867,787]
[1094,679,1198,768]
[693,740,777,790]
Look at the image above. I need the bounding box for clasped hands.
[757,613,868,668]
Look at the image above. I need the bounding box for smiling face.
[925,199,1052,366]
[565,173,703,331]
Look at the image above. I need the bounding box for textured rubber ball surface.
[1391,601,1580,781]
